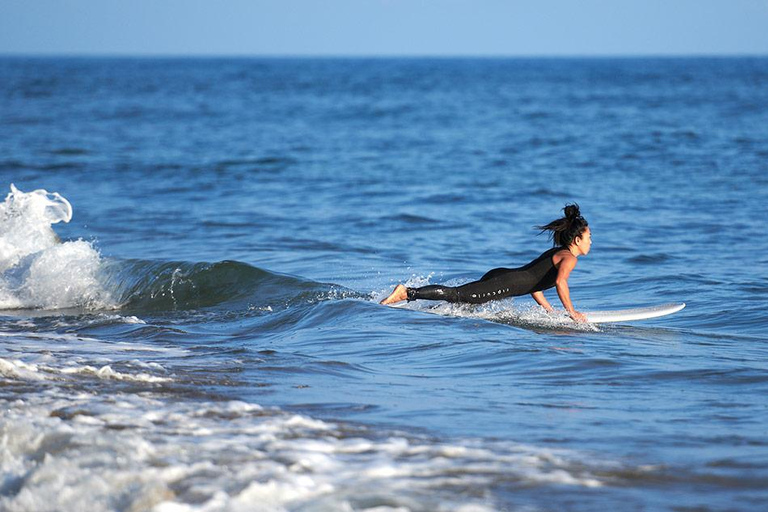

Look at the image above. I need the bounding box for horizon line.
[2,52,768,60]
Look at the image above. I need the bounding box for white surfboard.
[584,303,685,324]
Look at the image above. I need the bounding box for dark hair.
[536,203,589,247]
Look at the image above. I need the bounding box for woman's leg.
[380,269,519,306]
[406,285,461,303]
[380,283,460,305]
[409,278,513,304]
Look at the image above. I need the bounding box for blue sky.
[2,0,768,56]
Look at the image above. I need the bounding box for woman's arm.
[554,253,587,322]
[531,291,554,312]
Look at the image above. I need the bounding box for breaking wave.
[0,185,350,314]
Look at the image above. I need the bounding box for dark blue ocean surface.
[2,57,768,511]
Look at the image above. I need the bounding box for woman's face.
[575,227,592,256]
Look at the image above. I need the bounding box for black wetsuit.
[407,247,564,304]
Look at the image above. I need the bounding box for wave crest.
[0,185,345,314]
[102,259,330,312]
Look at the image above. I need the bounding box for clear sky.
[2,0,768,57]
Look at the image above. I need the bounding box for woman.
[380,204,592,322]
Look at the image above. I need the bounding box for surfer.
[380,204,591,322]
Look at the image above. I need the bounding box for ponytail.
[536,203,589,247]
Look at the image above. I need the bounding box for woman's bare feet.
[380,284,408,305]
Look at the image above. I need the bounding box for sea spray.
[0,184,72,272]
[0,184,112,310]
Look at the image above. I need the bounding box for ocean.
[1,56,768,511]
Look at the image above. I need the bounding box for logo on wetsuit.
[471,287,511,300]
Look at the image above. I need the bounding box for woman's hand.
[569,310,588,323]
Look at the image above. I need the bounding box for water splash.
[0,184,112,310]
[0,183,72,272]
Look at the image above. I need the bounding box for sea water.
[1,57,768,511]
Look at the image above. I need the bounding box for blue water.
[2,57,768,512]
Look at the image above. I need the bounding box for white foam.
[48,314,147,329]
[0,184,116,311]
[0,357,46,380]
[0,184,72,272]
[0,391,627,512]
[58,364,173,383]
[0,357,173,383]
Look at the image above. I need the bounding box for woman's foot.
[380,284,408,305]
